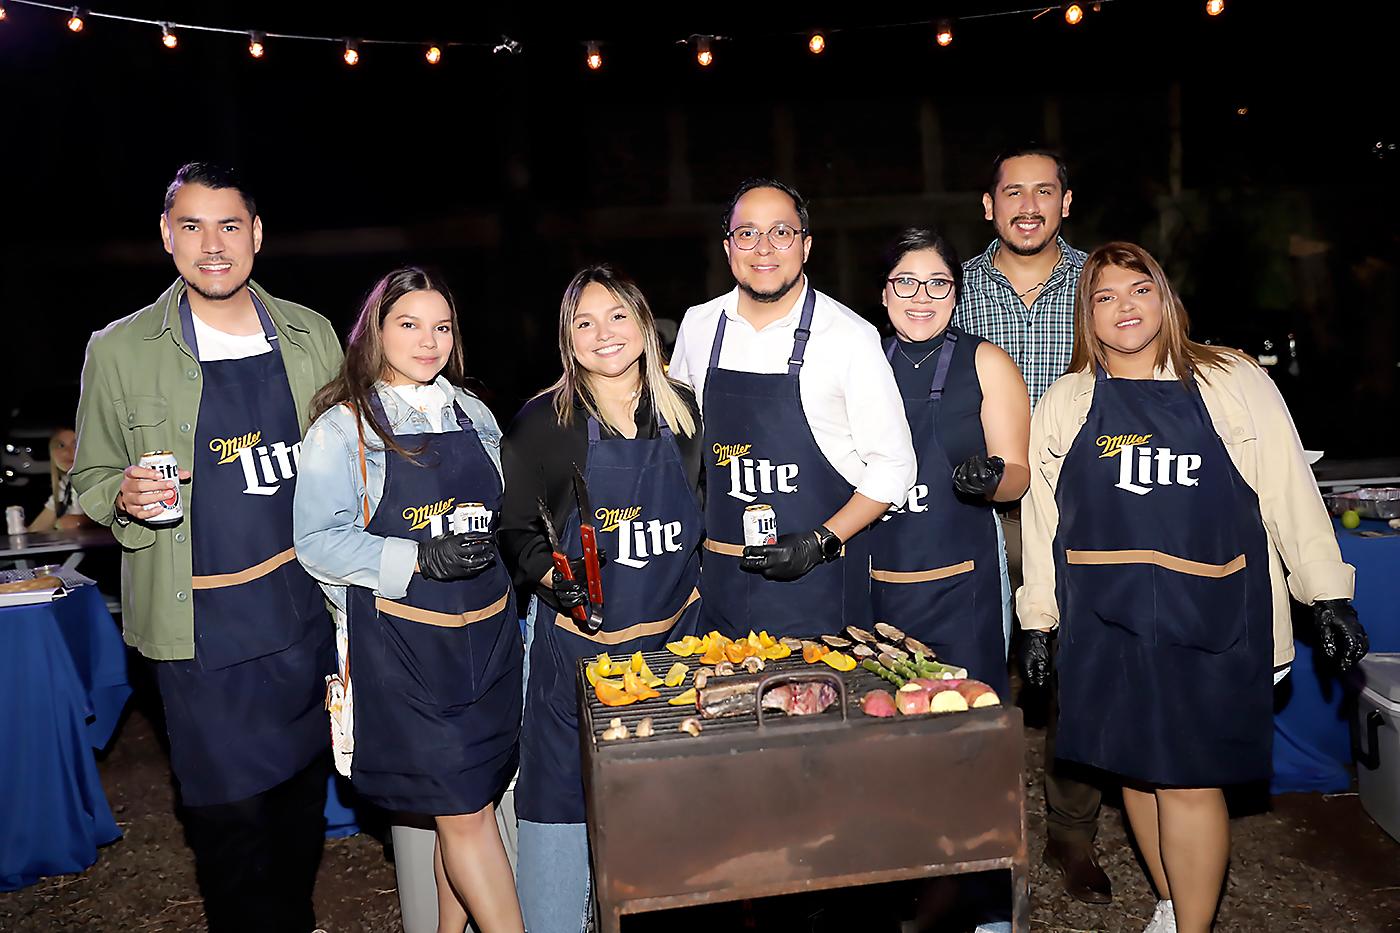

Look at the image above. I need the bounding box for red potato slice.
[896,683,932,715]
[955,680,1000,708]
[860,690,898,718]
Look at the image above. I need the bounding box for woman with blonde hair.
[1017,242,1367,932]
[27,428,95,532]
[499,264,703,932]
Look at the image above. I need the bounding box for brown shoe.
[1043,837,1113,904]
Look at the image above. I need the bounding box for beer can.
[5,505,25,536]
[449,502,491,535]
[138,450,184,524]
[743,504,777,547]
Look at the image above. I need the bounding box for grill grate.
[580,647,912,747]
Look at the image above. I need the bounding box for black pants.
[180,752,330,933]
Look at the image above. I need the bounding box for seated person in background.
[27,428,95,532]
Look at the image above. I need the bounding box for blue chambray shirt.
[292,376,503,613]
[952,236,1086,410]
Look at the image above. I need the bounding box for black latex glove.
[1312,598,1369,672]
[548,549,608,610]
[740,529,827,582]
[418,532,496,582]
[952,454,1005,498]
[1020,630,1053,689]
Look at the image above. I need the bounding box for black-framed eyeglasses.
[886,276,955,300]
[727,223,807,251]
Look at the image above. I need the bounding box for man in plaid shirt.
[953,146,1110,907]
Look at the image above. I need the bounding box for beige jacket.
[1016,358,1354,666]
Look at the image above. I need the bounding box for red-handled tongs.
[571,464,605,632]
[538,497,590,628]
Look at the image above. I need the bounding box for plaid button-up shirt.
[953,236,1086,409]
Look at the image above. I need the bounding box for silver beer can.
[743,504,777,547]
[449,502,491,535]
[5,505,25,535]
[138,450,184,524]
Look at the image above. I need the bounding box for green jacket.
[70,279,344,660]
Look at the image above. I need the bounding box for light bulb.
[344,40,359,66]
[1065,4,1084,25]
[67,8,85,32]
[936,22,953,46]
[586,41,602,70]
[162,24,177,49]
[426,45,442,65]
[808,33,825,54]
[1206,0,1224,15]
[696,37,713,67]
[249,33,265,58]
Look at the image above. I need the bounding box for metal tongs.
[571,464,605,632]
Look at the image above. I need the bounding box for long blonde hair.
[48,429,76,516]
[543,265,696,437]
[1067,241,1254,385]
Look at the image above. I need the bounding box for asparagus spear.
[861,658,905,688]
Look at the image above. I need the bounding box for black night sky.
[3,1,1397,468]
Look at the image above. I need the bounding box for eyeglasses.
[727,223,807,251]
[886,276,955,300]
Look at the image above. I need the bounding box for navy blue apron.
[155,295,333,807]
[1053,368,1273,786]
[346,393,521,815]
[869,329,1007,694]
[517,414,702,823]
[699,287,873,638]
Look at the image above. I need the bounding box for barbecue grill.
[578,648,1028,932]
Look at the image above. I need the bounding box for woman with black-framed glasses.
[868,227,1031,697]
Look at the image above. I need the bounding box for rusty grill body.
[578,649,1029,933]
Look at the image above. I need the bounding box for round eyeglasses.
[886,276,955,300]
[727,223,807,251]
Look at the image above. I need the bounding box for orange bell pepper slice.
[725,641,748,664]
[595,680,639,706]
[802,642,830,664]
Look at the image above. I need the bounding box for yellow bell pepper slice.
[664,662,688,687]
[668,687,698,706]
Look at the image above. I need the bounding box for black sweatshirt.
[499,387,705,612]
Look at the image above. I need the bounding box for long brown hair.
[1067,242,1254,385]
[542,265,696,437]
[309,267,466,457]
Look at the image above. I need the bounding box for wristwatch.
[814,525,842,562]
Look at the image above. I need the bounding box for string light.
[425,44,442,64]
[248,31,265,58]
[935,21,953,46]
[161,23,177,49]
[66,7,84,32]
[586,41,602,71]
[0,3,8,23]
[808,32,825,54]
[343,39,359,66]
[695,36,713,67]
[1064,4,1084,24]
[1206,0,1224,14]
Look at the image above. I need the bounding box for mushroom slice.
[679,717,703,737]
[601,718,630,741]
[635,717,655,738]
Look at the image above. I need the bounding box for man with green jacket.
[71,163,343,933]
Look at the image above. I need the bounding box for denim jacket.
[293,377,503,613]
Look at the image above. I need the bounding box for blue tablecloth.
[0,585,132,891]
[1272,518,1400,793]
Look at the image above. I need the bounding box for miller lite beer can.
[5,505,24,536]
[138,451,184,524]
[743,504,778,547]
[449,502,491,535]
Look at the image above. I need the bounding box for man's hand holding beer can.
[117,451,192,523]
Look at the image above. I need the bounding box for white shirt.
[670,280,916,506]
[389,382,449,419]
[191,312,272,361]
[45,474,86,517]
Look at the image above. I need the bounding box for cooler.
[1354,653,1400,843]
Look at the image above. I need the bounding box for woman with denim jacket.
[294,267,524,933]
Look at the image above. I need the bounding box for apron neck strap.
[928,329,958,401]
[883,330,958,400]
[585,406,668,443]
[706,285,818,376]
[178,291,276,360]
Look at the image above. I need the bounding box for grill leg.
[595,903,621,933]
[1011,857,1030,933]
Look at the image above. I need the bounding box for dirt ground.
[3,684,1398,933]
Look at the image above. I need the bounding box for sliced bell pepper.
[821,650,856,672]
[595,680,639,706]
[802,642,830,664]
[595,652,614,677]
[668,687,698,706]
[664,662,688,687]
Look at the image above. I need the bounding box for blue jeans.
[516,819,592,933]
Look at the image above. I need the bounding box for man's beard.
[737,269,803,304]
[999,215,1061,257]
[183,271,251,302]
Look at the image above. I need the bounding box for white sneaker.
[1142,898,1177,933]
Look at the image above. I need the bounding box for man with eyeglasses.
[952,146,1110,907]
[670,177,915,638]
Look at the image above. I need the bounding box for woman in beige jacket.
[1016,242,1368,933]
